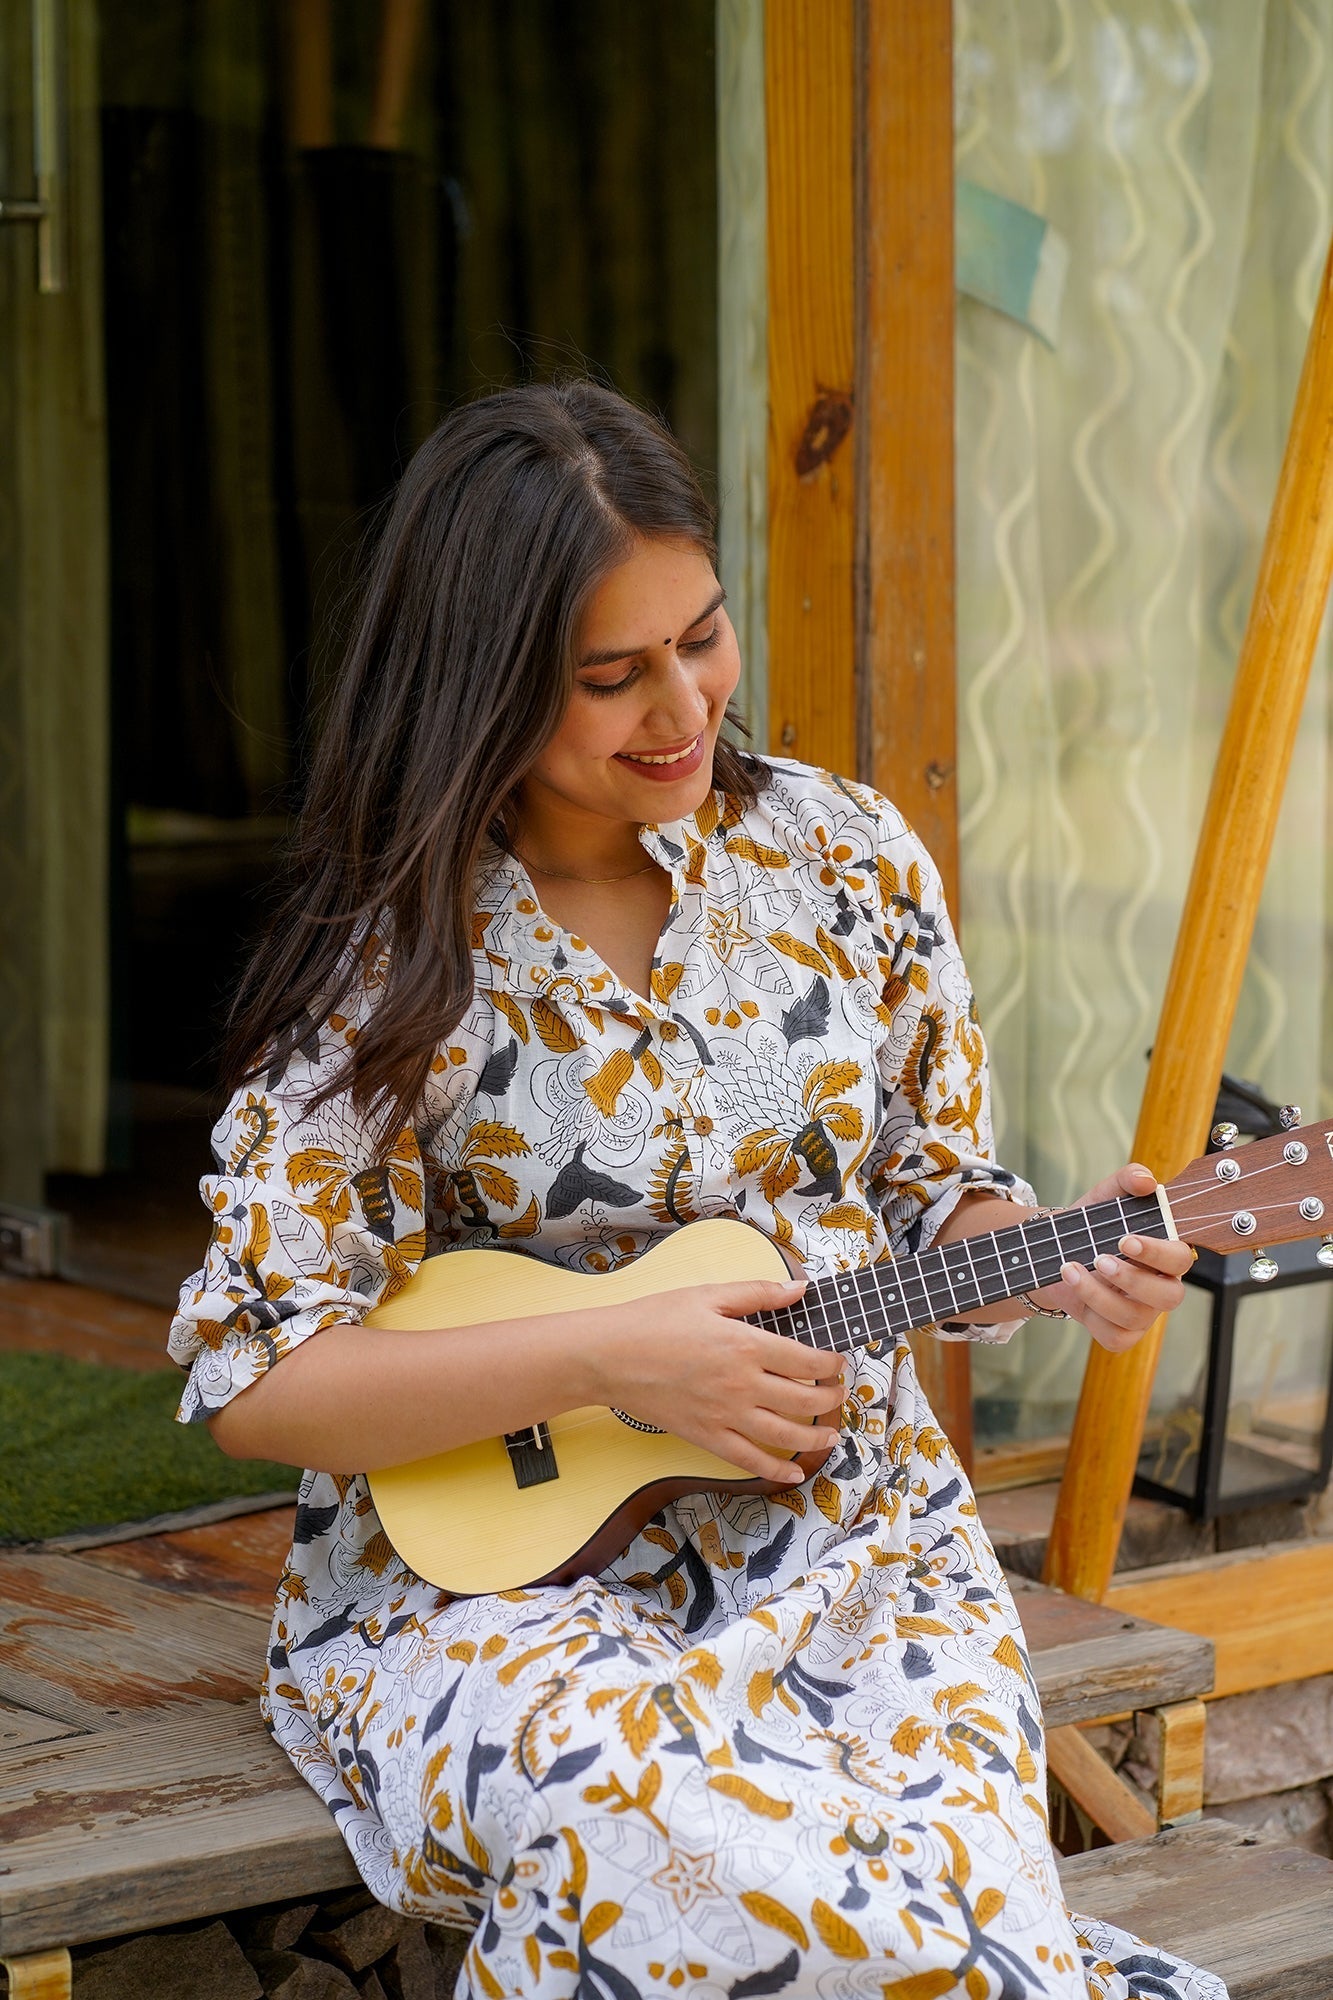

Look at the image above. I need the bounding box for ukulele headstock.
[1165,1116,1333,1256]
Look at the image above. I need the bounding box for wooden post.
[858,0,958,902]
[1044,231,1333,1602]
[766,3,969,1463]
[858,0,969,1466]
[765,0,857,774]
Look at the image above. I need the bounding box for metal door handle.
[0,0,66,292]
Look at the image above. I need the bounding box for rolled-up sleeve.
[168,1026,426,1423]
[863,831,1035,1344]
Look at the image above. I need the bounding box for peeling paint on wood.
[79,1508,294,1617]
[0,1554,266,1723]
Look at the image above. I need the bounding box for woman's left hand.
[1035,1162,1194,1354]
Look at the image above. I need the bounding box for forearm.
[208,1307,614,1469]
[932,1191,1054,1323]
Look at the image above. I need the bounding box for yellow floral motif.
[169,762,1214,2000]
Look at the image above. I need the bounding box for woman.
[172,381,1221,1999]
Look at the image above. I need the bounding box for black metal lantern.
[1135,1110,1333,1518]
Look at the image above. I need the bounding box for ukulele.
[364,1117,1333,1594]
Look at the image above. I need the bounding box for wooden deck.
[0,1508,359,1959]
[0,1501,1222,1962]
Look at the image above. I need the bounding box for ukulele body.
[364,1218,823,1595]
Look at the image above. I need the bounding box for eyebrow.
[578,586,726,668]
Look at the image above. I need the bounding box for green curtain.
[955,0,1333,1442]
[0,0,109,1196]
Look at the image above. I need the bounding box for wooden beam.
[858,0,958,904]
[765,0,856,773]
[1104,1539,1333,1699]
[1044,230,1333,1601]
[858,0,970,1467]
[1046,1724,1156,1845]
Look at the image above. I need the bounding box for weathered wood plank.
[1103,1539,1333,1698]
[0,1705,357,1956]
[1008,1577,1214,1730]
[0,1700,79,1753]
[765,0,856,773]
[0,1553,267,1728]
[1030,1622,1214,1733]
[1058,1820,1333,2000]
[77,1507,295,1617]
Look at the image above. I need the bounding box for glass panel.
[1220,1282,1333,1502]
[1135,1278,1214,1505]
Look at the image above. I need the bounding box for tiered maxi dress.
[170,760,1226,2000]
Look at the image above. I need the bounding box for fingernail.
[1062,1263,1082,1287]
[1122,1236,1142,1256]
[1095,1255,1119,1278]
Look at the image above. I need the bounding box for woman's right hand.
[586,1276,847,1484]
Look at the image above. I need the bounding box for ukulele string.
[1167,1155,1297,1202]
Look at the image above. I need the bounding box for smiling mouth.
[617,736,702,767]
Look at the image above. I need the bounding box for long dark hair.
[225,378,765,1145]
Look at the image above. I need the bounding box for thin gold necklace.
[513,848,658,886]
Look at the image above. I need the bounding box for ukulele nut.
[1231,1210,1257,1236]
[1300,1197,1326,1222]
[1284,1140,1309,1166]
[1279,1104,1304,1130]
[1249,1251,1280,1283]
[1215,1157,1241,1181]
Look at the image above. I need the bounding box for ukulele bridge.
[503,1423,560,1488]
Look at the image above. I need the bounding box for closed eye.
[580,668,641,698]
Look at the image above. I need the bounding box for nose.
[649,653,712,736]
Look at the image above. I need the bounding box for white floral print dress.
[171,761,1225,2000]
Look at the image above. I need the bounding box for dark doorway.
[50,0,719,1306]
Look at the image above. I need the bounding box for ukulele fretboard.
[751,1191,1169,1353]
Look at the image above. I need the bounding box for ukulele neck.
[757,1190,1172,1355]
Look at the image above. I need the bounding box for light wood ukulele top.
[363,1119,1333,1594]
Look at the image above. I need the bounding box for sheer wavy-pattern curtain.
[955,0,1333,1441]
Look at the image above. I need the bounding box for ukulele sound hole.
[504,1424,560,1488]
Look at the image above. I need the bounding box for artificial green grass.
[0,1350,299,1544]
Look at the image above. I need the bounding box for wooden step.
[1009,1572,1215,1727]
[1059,1819,1333,2000]
[0,1547,1220,1958]
[0,1703,357,1957]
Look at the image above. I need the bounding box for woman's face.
[517,535,742,837]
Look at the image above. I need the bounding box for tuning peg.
[1249,1251,1280,1282]
[1319,1236,1333,1270]
[1279,1104,1303,1130]
[1211,1121,1240,1150]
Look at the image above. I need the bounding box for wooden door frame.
[764,0,968,1458]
